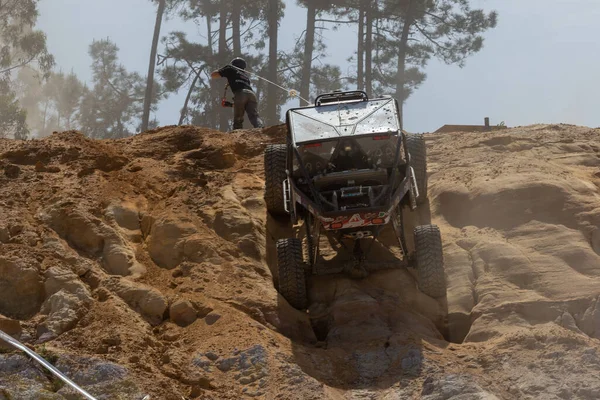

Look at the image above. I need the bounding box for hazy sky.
[37,0,600,132]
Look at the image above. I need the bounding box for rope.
[230,64,311,105]
[0,329,98,400]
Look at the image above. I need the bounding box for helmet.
[231,57,247,70]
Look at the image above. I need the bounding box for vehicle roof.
[287,97,401,144]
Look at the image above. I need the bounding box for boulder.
[103,278,168,325]
[42,203,105,254]
[182,234,217,263]
[39,267,93,336]
[0,256,44,319]
[44,266,91,301]
[170,299,198,327]
[0,315,22,350]
[40,290,84,337]
[102,236,146,277]
[105,202,141,231]
[147,215,197,269]
[213,208,254,241]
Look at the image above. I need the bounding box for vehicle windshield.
[288,97,401,144]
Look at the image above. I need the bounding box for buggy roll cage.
[314,90,369,106]
[283,91,417,223]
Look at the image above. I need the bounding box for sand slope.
[0,123,599,399]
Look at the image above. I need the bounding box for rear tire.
[264,144,288,215]
[414,225,446,298]
[276,238,308,310]
[406,133,428,205]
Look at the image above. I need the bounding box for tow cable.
[224,64,310,105]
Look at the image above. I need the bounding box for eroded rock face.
[105,202,145,244]
[102,236,146,278]
[105,202,141,231]
[3,124,600,398]
[102,277,167,325]
[40,291,85,339]
[42,202,105,255]
[580,297,600,339]
[592,228,600,256]
[43,202,146,278]
[146,215,197,269]
[38,267,93,338]
[0,255,44,319]
[181,234,218,263]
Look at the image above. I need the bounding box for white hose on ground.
[0,329,98,400]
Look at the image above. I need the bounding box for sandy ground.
[0,123,599,399]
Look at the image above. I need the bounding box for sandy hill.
[0,123,599,399]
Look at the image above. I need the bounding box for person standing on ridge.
[211,57,265,130]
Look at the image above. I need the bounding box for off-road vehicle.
[264,90,446,310]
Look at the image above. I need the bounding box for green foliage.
[3,0,497,138]
[409,0,498,67]
[0,1,55,77]
[315,0,496,102]
[0,78,29,139]
[79,39,163,138]
[0,0,54,138]
[156,0,496,128]
[159,0,287,129]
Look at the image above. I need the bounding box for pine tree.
[161,0,286,130]
[79,39,162,139]
[0,0,54,138]
[381,0,498,119]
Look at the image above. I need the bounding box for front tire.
[264,144,288,215]
[276,238,308,310]
[414,225,446,298]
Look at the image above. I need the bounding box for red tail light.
[331,222,344,229]
[371,218,385,224]
[373,135,390,140]
[304,142,322,148]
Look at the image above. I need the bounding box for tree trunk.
[218,5,229,131]
[179,73,200,126]
[357,3,365,91]
[116,118,124,138]
[396,0,415,127]
[141,0,166,132]
[365,0,374,96]
[207,13,217,129]
[266,0,279,124]
[300,0,316,106]
[232,1,241,55]
[42,101,48,134]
